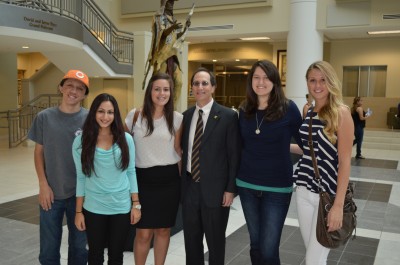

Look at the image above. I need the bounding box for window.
[342,65,387,97]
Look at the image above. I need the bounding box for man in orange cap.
[28,69,89,264]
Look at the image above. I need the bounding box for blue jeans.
[353,125,364,157]
[39,196,88,265]
[238,187,292,265]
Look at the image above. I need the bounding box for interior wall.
[344,97,400,129]
[30,64,63,97]
[104,79,128,119]
[114,0,291,41]
[189,42,273,62]
[0,53,18,111]
[17,53,48,78]
[85,78,129,119]
[329,38,400,98]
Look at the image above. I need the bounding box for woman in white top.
[125,73,183,265]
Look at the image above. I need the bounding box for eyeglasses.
[192,81,210,87]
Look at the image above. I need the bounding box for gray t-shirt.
[28,106,88,199]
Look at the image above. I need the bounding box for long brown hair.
[351,96,361,114]
[241,60,288,121]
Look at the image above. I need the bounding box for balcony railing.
[1,0,133,64]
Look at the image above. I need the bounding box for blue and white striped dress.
[293,111,339,195]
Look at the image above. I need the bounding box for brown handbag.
[307,113,357,249]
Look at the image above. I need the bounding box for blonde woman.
[293,61,354,264]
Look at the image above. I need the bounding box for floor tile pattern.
[0,131,400,265]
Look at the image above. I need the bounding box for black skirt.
[135,164,180,228]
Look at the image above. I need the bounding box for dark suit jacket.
[181,102,241,207]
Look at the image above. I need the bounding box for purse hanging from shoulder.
[130,109,140,135]
[307,112,357,249]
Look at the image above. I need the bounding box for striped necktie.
[191,109,203,182]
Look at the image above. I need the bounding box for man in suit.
[181,67,241,265]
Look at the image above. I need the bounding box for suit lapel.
[202,102,221,145]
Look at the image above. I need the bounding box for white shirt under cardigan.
[125,108,183,168]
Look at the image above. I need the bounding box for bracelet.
[76,211,83,213]
[132,200,139,203]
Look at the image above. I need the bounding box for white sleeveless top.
[125,108,183,168]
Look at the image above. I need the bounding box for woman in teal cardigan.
[72,93,141,264]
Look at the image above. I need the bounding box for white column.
[132,31,152,108]
[286,0,323,109]
[176,42,188,112]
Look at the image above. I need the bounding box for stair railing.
[2,94,62,148]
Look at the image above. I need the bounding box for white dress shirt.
[187,99,214,172]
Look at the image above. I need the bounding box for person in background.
[125,73,182,265]
[303,93,314,119]
[293,61,353,265]
[28,69,89,265]
[236,60,303,265]
[181,67,241,265]
[351,96,371,159]
[73,93,140,264]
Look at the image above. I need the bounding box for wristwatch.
[133,204,141,210]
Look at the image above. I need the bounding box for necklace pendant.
[255,129,260,134]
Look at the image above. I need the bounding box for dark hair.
[80,93,129,176]
[59,78,89,95]
[142,73,175,136]
[190,67,217,87]
[351,96,361,114]
[241,60,288,121]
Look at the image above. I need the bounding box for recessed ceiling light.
[240,37,270,41]
[212,59,217,62]
[235,59,240,62]
[22,46,29,49]
[367,30,400,35]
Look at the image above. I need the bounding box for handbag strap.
[130,109,140,134]
[307,110,323,192]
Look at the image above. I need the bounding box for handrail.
[0,0,134,64]
[1,94,62,148]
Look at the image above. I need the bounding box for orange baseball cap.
[62,70,89,94]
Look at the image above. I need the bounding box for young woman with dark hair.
[351,96,371,159]
[237,60,303,264]
[125,73,183,265]
[73,93,140,264]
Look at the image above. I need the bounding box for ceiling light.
[367,30,400,35]
[212,59,217,62]
[22,46,29,49]
[235,59,240,62]
[240,37,270,41]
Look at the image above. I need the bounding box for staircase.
[363,129,400,151]
[0,94,61,148]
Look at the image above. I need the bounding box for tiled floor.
[0,128,400,265]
